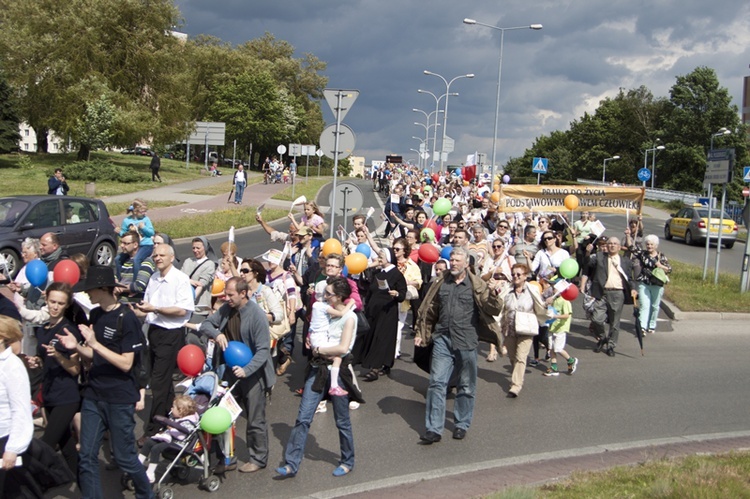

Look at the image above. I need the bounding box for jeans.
[234,182,246,203]
[425,334,478,434]
[132,244,154,279]
[79,398,153,499]
[637,282,664,330]
[283,366,354,474]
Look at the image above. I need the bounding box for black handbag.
[355,310,370,336]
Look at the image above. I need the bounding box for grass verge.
[155,207,288,240]
[271,178,330,202]
[488,451,750,498]
[664,259,750,312]
[105,200,187,216]
[0,152,206,197]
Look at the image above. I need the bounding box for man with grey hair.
[134,243,195,443]
[579,236,637,357]
[414,246,503,444]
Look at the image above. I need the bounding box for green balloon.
[558,258,579,279]
[200,407,232,434]
[421,228,435,242]
[433,198,452,217]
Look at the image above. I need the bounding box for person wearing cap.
[56,266,152,499]
[134,243,194,443]
[289,226,317,288]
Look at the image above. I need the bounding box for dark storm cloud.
[174,0,750,167]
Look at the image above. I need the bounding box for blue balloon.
[440,246,453,260]
[455,167,462,175]
[423,169,429,175]
[224,341,253,368]
[341,266,349,277]
[355,243,371,258]
[311,239,320,248]
[426,179,432,185]
[385,170,390,176]
[25,259,48,288]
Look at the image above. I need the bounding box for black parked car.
[0,196,118,278]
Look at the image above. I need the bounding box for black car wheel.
[685,230,695,246]
[0,248,21,279]
[664,224,672,240]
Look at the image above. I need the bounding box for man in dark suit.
[580,236,636,357]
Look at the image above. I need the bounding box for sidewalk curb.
[660,298,750,322]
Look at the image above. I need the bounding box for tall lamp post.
[602,155,620,183]
[703,127,732,282]
[413,108,443,171]
[423,71,474,171]
[463,19,542,184]
[412,136,426,169]
[642,144,665,187]
[417,90,454,171]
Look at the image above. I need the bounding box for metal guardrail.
[576,179,700,204]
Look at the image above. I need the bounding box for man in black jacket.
[580,237,637,357]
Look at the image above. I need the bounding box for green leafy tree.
[74,94,116,160]
[0,71,20,153]
[0,0,191,155]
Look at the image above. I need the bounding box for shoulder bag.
[514,311,539,336]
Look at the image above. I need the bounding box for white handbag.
[514,311,539,336]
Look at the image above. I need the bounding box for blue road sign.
[637,168,651,182]
[743,166,750,183]
[532,157,548,174]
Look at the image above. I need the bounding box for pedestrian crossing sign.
[532,157,548,174]
[744,166,750,182]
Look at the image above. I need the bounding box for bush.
[60,159,145,183]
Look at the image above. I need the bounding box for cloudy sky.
[174,0,750,169]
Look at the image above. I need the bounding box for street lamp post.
[704,127,732,282]
[417,90,454,172]
[463,18,542,184]
[602,155,620,183]
[413,108,443,171]
[642,145,665,188]
[650,144,665,189]
[423,71,475,171]
[412,136,426,169]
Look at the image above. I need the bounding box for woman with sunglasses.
[360,248,407,382]
[480,239,515,362]
[240,259,284,338]
[531,230,570,279]
[501,263,547,398]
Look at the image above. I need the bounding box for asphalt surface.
[43,177,750,499]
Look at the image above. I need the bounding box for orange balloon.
[211,278,225,294]
[493,182,500,190]
[494,185,501,192]
[345,253,368,274]
[490,192,501,203]
[528,281,543,295]
[564,194,579,211]
[322,238,343,256]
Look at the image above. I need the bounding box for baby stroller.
[123,371,239,497]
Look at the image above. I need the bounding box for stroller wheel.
[200,475,221,492]
[158,487,174,499]
[120,473,135,491]
[174,466,190,481]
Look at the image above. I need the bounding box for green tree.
[0,71,20,153]
[0,0,191,156]
[74,94,116,160]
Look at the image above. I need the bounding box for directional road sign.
[532,157,548,174]
[637,168,651,182]
[743,166,750,183]
[703,148,734,185]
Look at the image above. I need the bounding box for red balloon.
[177,345,205,377]
[431,173,439,183]
[409,248,419,263]
[418,244,440,264]
[53,260,81,286]
[561,283,579,301]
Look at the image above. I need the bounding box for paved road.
[52,179,745,499]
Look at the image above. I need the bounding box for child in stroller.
[138,395,199,483]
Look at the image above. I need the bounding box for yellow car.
[664,205,738,248]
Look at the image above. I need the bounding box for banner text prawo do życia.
[498,185,645,215]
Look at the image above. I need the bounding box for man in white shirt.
[135,244,194,442]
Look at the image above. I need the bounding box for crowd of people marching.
[0,162,672,496]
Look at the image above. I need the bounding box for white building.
[348,155,365,177]
[18,123,65,153]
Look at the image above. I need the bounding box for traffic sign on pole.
[637,168,651,182]
[532,157,548,174]
[323,89,359,122]
[743,166,750,182]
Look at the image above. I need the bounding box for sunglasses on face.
[543,236,555,241]
[240,268,251,274]
[493,244,504,249]
[512,273,526,277]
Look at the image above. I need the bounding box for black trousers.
[532,325,550,359]
[41,403,79,475]
[151,168,161,181]
[146,326,185,436]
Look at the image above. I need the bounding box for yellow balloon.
[490,192,501,203]
[322,238,343,257]
[345,253,368,275]
[564,194,579,211]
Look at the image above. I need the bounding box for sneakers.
[568,357,578,374]
[328,386,348,397]
[349,401,361,410]
[315,401,327,414]
[543,368,559,377]
[528,358,539,367]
